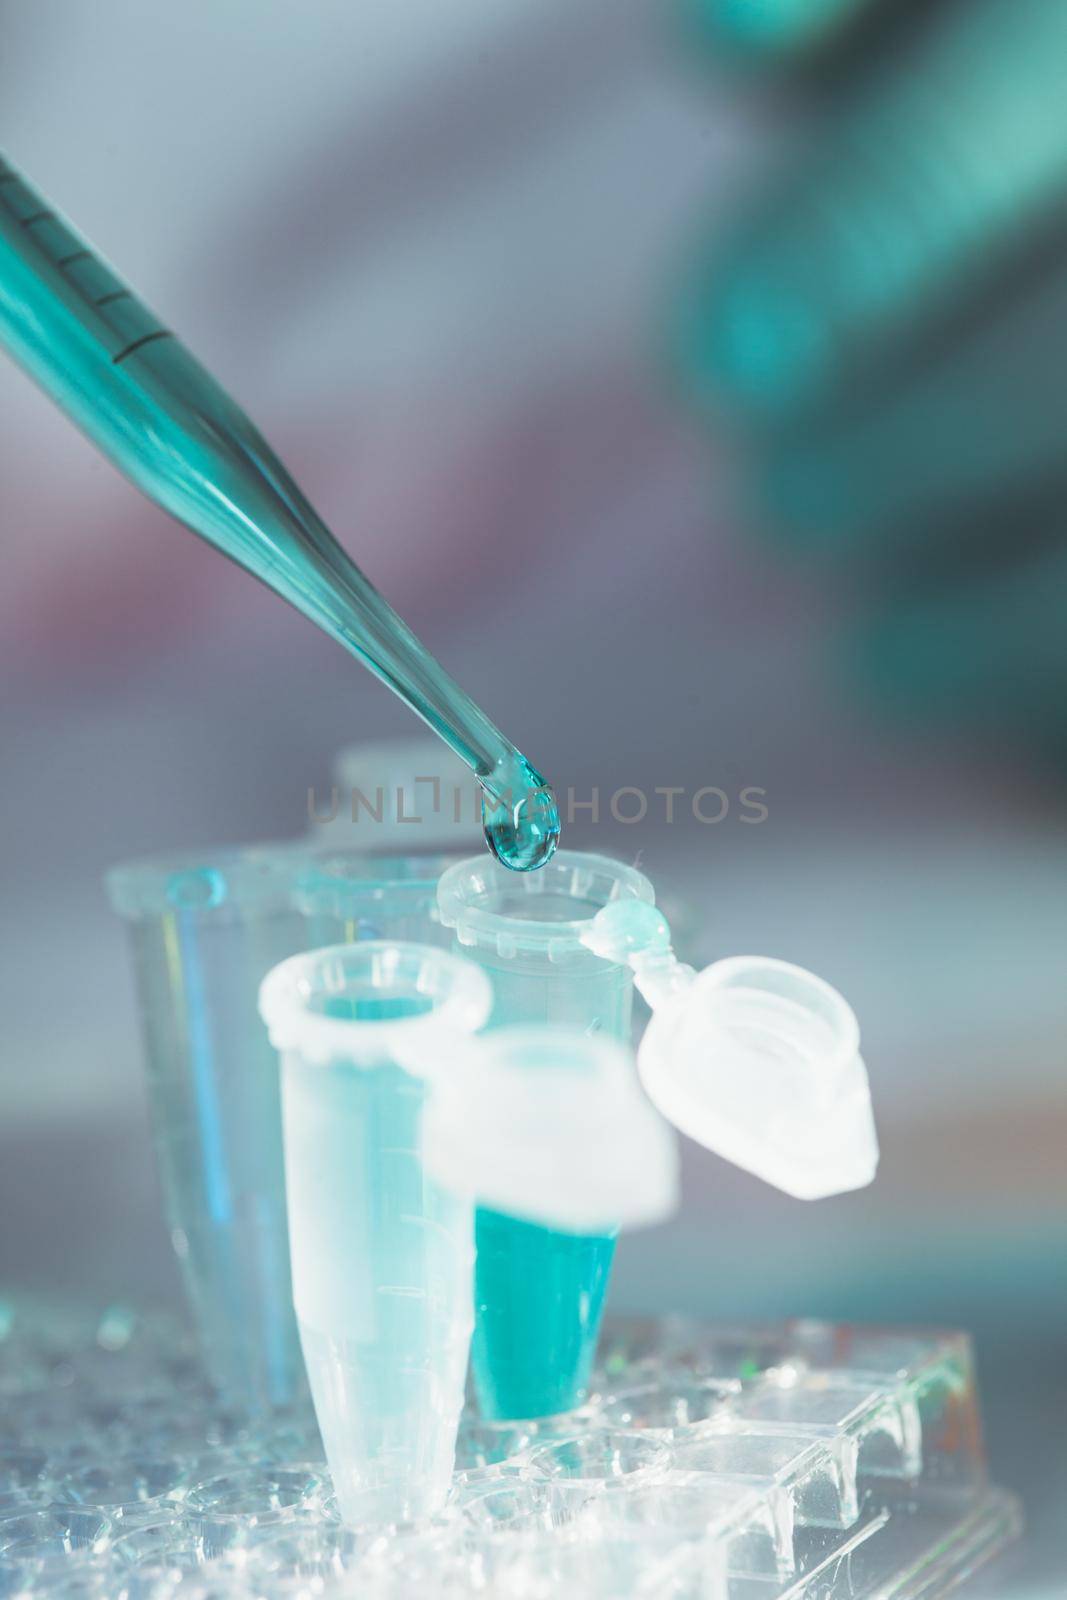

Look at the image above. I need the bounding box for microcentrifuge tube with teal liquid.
[422,1024,678,1416]
[0,152,558,874]
[436,853,656,1419]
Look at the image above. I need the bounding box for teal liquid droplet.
[480,758,561,872]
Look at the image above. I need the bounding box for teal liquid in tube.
[0,153,557,872]
[436,853,655,1419]
[473,1209,614,1420]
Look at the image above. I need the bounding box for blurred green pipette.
[0,151,559,871]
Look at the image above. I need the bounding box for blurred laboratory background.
[1,0,1065,1590]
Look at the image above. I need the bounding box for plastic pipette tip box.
[0,1300,1021,1598]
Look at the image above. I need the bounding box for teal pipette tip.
[480,760,560,873]
[0,151,560,875]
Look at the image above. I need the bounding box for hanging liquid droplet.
[480,757,560,872]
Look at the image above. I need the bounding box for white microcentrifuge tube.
[581,903,879,1201]
[436,852,655,1420]
[421,1026,679,1237]
[257,941,492,1527]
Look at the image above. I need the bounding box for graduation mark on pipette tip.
[112,329,174,365]
[20,210,55,228]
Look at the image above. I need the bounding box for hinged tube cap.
[423,1026,678,1233]
[637,956,878,1200]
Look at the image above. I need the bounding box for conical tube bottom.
[299,1320,470,1526]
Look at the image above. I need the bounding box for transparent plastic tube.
[292,850,456,951]
[258,941,492,1526]
[107,844,308,1410]
[106,847,454,1411]
[435,853,655,1420]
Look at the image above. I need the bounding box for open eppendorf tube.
[257,940,492,1526]
[435,853,662,1420]
[435,855,879,1426]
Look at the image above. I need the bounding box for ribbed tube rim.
[258,939,492,1066]
[436,851,654,960]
